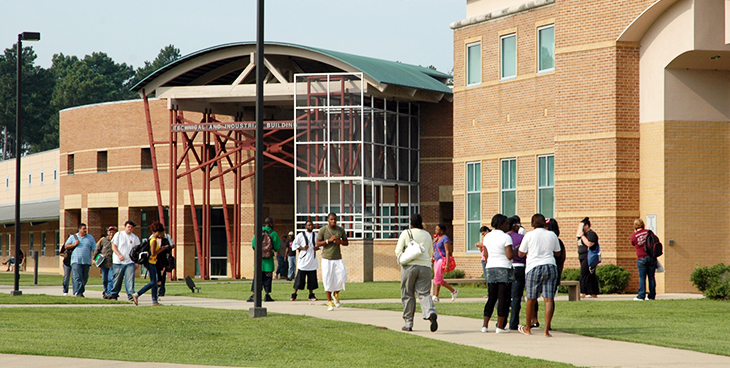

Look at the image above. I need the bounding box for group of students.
[395,213,565,336]
[61,220,174,306]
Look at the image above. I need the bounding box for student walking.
[396,213,437,332]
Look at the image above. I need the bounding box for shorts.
[525,264,559,299]
[294,269,318,291]
[322,258,347,292]
[433,258,446,285]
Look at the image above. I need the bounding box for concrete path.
[1,285,727,368]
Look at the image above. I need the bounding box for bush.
[558,268,581,294]
[443,269,465,279]
[691,263,730,300]
[596,264,630,294]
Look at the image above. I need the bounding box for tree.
[130,45,181,88]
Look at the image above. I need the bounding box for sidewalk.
[2,285,727,368]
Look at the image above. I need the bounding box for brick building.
[54,42,453,281]
[450,0,730,292]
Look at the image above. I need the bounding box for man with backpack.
[247,217,280,302]
[290,220,320,301]
[109,220,141,302]
[631,219,658,301]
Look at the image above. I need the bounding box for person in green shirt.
[247,217,280,302]
[317,213,349,310]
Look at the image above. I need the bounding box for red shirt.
[630,229,649,259]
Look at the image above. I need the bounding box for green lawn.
[348,299,730,357]
[0,306,576,368]
[0,273,65,287]
[0,293,125,304]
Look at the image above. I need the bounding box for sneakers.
[62,292,68,296]
[264,294,275,302]
[432,295,440,303]
[132,293,139,306]
[451,289,459,301]
[496,327,510,334]
[428,313,438,332]
[291,293,298,301]
[308,293,318,301]
[402,326,413,332]
[333,291,341,307]
[480,327,488,333]
[152,302,162,306]
[327,301,335,311]
[633,297,644,301]
[246,295,255,302]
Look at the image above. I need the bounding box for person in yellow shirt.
[132,221,173,306]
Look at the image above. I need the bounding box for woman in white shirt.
[477,214,514,333]
[395,213,438,333]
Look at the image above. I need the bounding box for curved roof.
[132,41,452,95]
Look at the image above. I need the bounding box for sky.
[0,0,465,74]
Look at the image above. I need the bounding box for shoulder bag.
[397,230,426,266]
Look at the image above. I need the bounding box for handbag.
[398,230,426,266]
[435,236,456,273]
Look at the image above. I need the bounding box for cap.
[288,231,294,236]
[108,226,118,231]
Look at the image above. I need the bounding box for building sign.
[171,121,294,132]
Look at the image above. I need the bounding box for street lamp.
[12,31,40,296]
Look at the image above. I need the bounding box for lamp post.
[12,31,40,296]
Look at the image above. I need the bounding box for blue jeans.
[637,257,657,300]
[62,264,72,294]
[287,255,296,280]
[509,266,526,330]
[276,255,288,278]
[71,263,90,296]
[100,267,114,296]
[137,262,158,303]
[112,263,136,300]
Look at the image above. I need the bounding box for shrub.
[558,268,581,294]
[690,263,730,300]
[443,269,465,279]
[596,264,630,294]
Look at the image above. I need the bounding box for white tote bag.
[398,229,426,266]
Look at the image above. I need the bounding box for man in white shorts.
[317,213,349,311]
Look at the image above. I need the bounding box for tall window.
[41,232,47,257]
[5,175,8,191]
[53,166,58,183]
[538,155,555,218]
[97,151,108,173]
[141,148,152,170]
[500,34,517,80]
[40,169,44,186]
[28,171,32,187]
[29,232,34,257]
[0,235,3,256]
[68,154,75,175]
[501,158,517,217]
[55,231,60,256]
[466,162,481,252]
[466,42,481,86]
[538,25,555,73]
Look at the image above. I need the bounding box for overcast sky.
[1,0,465,74]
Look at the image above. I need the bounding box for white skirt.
[322,258,347,292]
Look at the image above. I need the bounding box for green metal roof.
[131,41,452,95]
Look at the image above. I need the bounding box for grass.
[347,299,730,357]
[0,306,576,368]
[0,273,66,287]
[0,293,125,304]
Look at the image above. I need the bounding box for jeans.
[400,264,437,328]
[111,263,136,300]
[157,266,167,296]
[137,262,158,303]
[71,263,90,296]
[251,271,273,294]
[637,257,657,300]
[100,267,114,296]
[509,266,526,330]
[62,264,72,294]
[275,255,288,278]
[287,255,296,280]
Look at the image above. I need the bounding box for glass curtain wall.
[294,73,419,239]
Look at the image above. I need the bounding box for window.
[0,235,3,256]
[41,232,47,257]
[501,158,517,217]
[466,42,481,86]
[40,169,44,185]
[97,151,108,173]
[28,171,32,187]
[500,34,517,80]
[141,148,152,170]
[29,232,34,257]
[538,155,555,218]
[54,231,60,256]
[538,25,555,73]
[68,154,75,175]
[466,162,481,252]
[53,166,57,183]
[5,175,8,191]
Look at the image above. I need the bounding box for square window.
[466,42,481,86]
[501,34,517,80]
[538,25,555,73]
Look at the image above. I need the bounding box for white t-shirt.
[518,228,561,274]
[292,231,319,271]
[484,229,513,269]
[111,231,141,265]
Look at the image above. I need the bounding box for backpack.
[644,230,663,258]
[261,229,273,258]
[130,238,150,264]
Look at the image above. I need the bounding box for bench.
[443,278,581,301]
